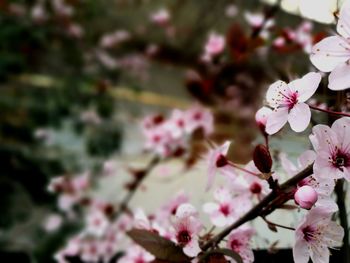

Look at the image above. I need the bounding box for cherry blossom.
[280,151,337,211]
[226,225,255,263]
[119,245,155,263]
[293,207,344,263]
[184,105,214,136]
[310,1,350,90]
[203,32,225,61]
[203,187,250,227]
[205,141,237,190]
[172,203,202,257]
[85,209,109,237]
[150,8,170,26]
[310,117,350,181]
[265,72,322,134]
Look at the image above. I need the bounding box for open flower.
[310,1,350,90]
[172,204,202,257]
[293,207,344,263]
[205,141,237,190]
[203,187,250,227]
[265,72,321,134]
[227,225,255,263]
[310,117,350,181]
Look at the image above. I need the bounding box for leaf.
[200,249,243,263]
[267,223,278,233]
[127,229,191,263]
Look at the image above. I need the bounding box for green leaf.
[127,228,191,263]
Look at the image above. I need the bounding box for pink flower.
[119,245,155,263]
[265,72,321,134]
[160,190,189,216]
[281,151,337,211]
[310,117,350,181]
[205,141,237,190]
[310,1,350,90]
[172,204,202,257]
[203,187,250,227]
[204,33,225,57]
[293,207,344,263]
[294,185,318,209]
[184,105,214,136]
[85,209,109,237]
[227,225,255,263]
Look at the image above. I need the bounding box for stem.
[201,164,313,250]
[262,216,295,231]
[112,156,160,220]
[309,105,350,118]
[335,180,349,263]
[227,160,259,176]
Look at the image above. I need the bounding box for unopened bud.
[253,144,272,174]
[294,185,318,210]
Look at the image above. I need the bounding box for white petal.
[337,0,350,38]
[183,239,201,257]
[328,62,350,90]
[298,150,316,168]
[288,72,321,102]
[310,124,338,151]
[293,239,310,263]
[265,108,289,135]
[288,103,311,132]
[310,36,350,72]
[331,117,350,151]
[266,80,289,107]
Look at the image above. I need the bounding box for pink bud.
[294,185,318,210]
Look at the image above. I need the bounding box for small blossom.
[293,207,344,263]
[227,225,255,263]
[310,117,350,181]
[255,106,272,135]
[172,204,202,257]
[265,72,322,134]
[310,1,350,90]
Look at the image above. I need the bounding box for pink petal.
[337,0,350,38]
[328,62,350,90]
[310,244,329,263]
[310,124,338,151]
[183,239,201,257]
[266,80,289,108]
[331,117,350,151]
[288,72,321,102]
[211,212,228,227]
[288,103,311,132]
[203,202,219,213]
[266,108,289,135]
[293,239,309,263]
[310,36,350,72]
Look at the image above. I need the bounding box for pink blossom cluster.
[142,105,214,158]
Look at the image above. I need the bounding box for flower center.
[278,90,299,110]
[219,204,230,216]
[332,150,350,171]
[216,154,228,167]
[177,230,191,245]
[230,239,242,251]
[302,225,316,242]
[250,182,262,194]
[193,112,202,120]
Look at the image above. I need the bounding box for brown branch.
[201,164,313,251]
[112,156,160,220]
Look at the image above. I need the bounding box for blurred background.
[0,0,349,262]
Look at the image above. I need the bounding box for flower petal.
[288,103,311,132]
[266,80,289,108]
[310,36,350,72]
[337,0,350,38]
[266,108,289,135]
[293,239,309,263]
[288,72,321,102]
[328,62,350,90]
[183,239,201,257]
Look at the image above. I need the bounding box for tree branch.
[201,164,313,250]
